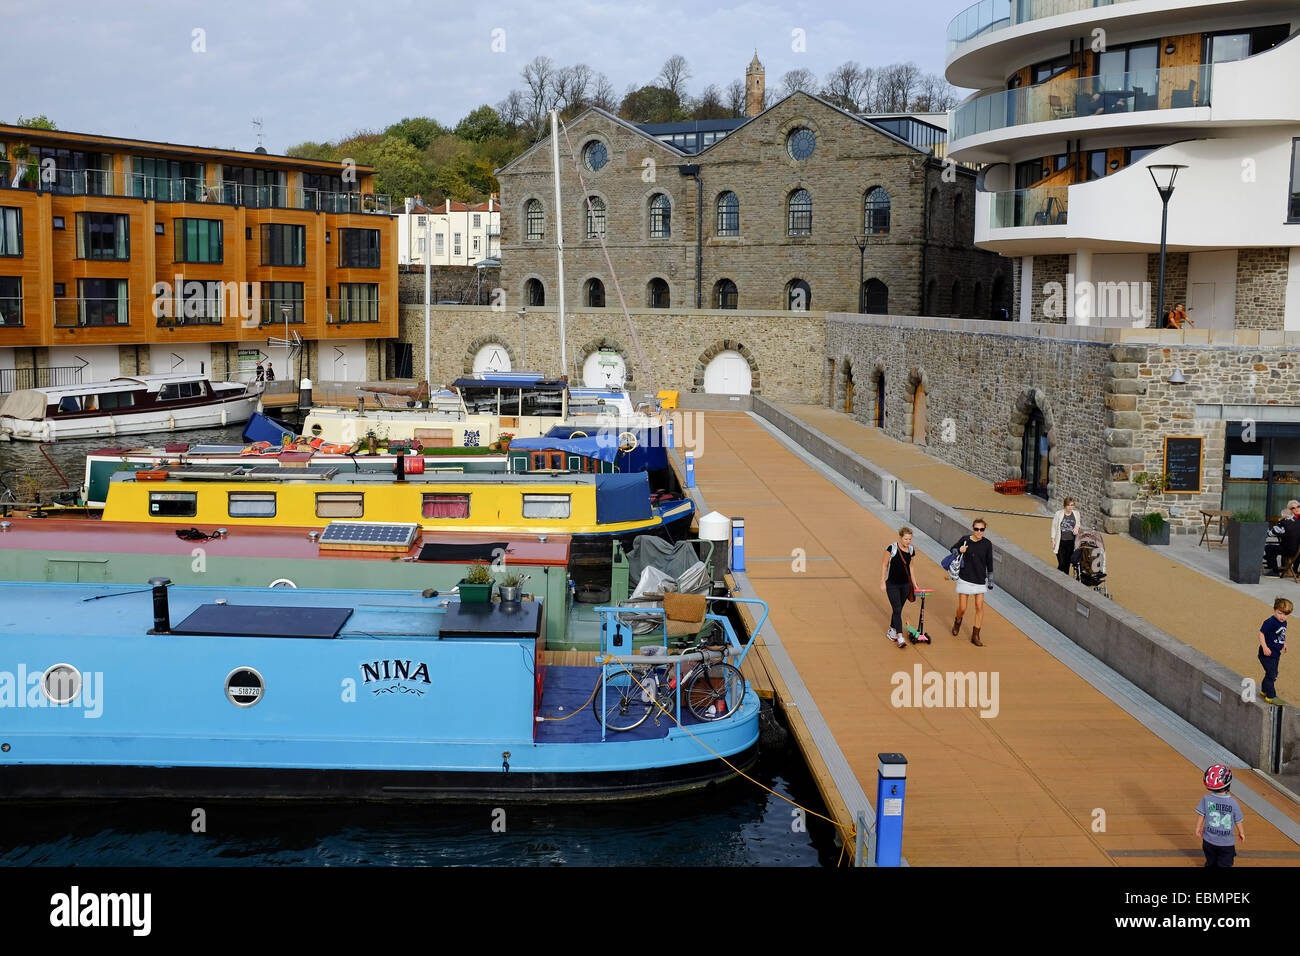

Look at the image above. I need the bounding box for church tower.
[745,52,765,118]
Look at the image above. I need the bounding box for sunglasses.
[972,528,986,533]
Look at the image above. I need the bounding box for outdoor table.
[1199,509,1232,548]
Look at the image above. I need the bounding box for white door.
[326,341,366,382]
[472,343,512,373]
[48,345,120,384]
[150,344,211,377]
[582,350,626,388]
[703,351,752,395]
[1187,282,1214,328]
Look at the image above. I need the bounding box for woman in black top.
[880,527,919,648]
[950,518,994,646]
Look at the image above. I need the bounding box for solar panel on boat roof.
[319,521,420,547]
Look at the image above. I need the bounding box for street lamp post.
[280,305,292,382]
[1148,164,1187,329]
[518,305,527,368]
[854,234,869,313]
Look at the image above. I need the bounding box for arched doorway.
[472,342,512,373]
[911,383,927,445]
[582,348,626,388]
[703,350,752,394]
[844,361,855,414]
[874,370,885,428]
[1022,406,1049,498]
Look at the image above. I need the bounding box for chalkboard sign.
[1164,436,1203,493]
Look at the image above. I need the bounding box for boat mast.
[550,109,567,378]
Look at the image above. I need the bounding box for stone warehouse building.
[496,59,1010,319]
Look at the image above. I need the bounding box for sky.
[0,0,970,153]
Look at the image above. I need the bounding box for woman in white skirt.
[949,518,993,646]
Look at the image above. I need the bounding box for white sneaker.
[886,628,898,643]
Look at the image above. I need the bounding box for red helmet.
[1204,765,1232,791]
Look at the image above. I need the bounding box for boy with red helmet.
[1195,765,1245,867]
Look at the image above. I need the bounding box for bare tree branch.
[779,68,818,98]
[656,54,692,98]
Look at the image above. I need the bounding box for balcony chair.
[1049,94,1069,120]
[1170,80,1197,109]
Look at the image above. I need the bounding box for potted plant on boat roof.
[1129,471,1171,546]
[1227,509,1268,585]
[458,563,494,603]
[497,572,528,604]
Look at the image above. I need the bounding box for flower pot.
[457,580,494,603]
[1227,519,1268,584]
[1128,514,1170,546]
[498,585,521,603]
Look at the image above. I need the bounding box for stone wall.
[1030,254,1070,323]
[397,265,501,306]
[1146,251,1188,321]
[395,305,825,402]
[1235,248,1290,330]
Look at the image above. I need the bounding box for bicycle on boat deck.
[595,634,746,732]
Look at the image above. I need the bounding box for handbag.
[942,543,964,582]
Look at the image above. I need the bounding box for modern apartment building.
[946,0,1299,329]
[0,125,398,390]
[395,196,500,267]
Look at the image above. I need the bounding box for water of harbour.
[0,425,837,867]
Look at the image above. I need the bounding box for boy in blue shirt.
[1259,597,1292,705]
[1195,764,1245,867]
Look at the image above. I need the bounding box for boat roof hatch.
[170,604,354,639]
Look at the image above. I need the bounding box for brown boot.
[951,615,963,637]
[970,626,984,647]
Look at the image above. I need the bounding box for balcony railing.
[0,365,84,395]
[951,63,1211,141]
[0,296,21,326]
[325,296,383,324]
[989,186,1070,228]
[948,0,1137,54]
[53,298,130,328]
[259,300,305,326]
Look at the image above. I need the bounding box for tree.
[496,90,526,130]
[656,54,692,99]
[912,72,960,112]
[822,62,870,112]
[553,63,594,115]
[875,62,923,111]
[454,105,506,144]
[724,79,747,117]
[590,72,618,112]
[521,55,560,135]
[689,84,729,120]
[384,117,446,151]
[285,141,337,161]
[779,68,818,98]
[364,136,429,200]
[15,114,56,129]
[618,85,686,124]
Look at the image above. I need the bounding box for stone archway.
[694,340,760,394]
[902,367,931,444]
[870,363,886,428]
[1006,387,1059,501]
[573,337,634,389]
[831,354,856,414]
[462,336,518,375]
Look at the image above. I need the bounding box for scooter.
[904,587,934,645]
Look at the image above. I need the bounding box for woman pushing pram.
[1071,529,1111,598]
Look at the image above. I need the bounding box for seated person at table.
[1167,304,1194,329]
[1266,501,1300,576]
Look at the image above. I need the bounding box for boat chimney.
[298,377,313,411]
[394,451,407,483]
[148,576,173,634]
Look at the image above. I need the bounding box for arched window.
[786,278,811,311]
[991,274,1007,319]
[950,279,961,316]
[862,278,888,314]
[929,188,940,238]
[525,199,544,240]
[925,278,937,314]
[972,281,984,318]
[585,278,605,308]
[716,191,739,236]
[649,194,671,238]
[864,187,891,235]
[787,189,812,236]
[952,195,963,239]
[585,196,606,239]
[648,277,670,308]
[525,278,545,306]
[714,279,738,309]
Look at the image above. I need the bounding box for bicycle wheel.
[685,662,746,722]
[594,666,653,731]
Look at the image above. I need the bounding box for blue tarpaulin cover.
[594,472,652,524]
[530,425,669,473]
[510,433,620,464]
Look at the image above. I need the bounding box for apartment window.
[302,171,357,211]
[224,165,284,208]
[416,215,427,226]
[422,493,470,519]
[472,213,481,227]
[522,494,570,519]
[863,187,890,235]
[1031,55,1072,85]
[787,189,812,236]
[133,157,204,202]
[0,207,20,255]
[77,213,130,260]
[337,283,380,323]
[149,492,196,517]
[52,217,65,230]
[649,194,671,238]
[174,218,223,264]
[525,199,544,240]
[77,278,129,326]
[453,232,462,256]
[1290,139,1300,222]
[417,237,426,253]
[714,278,737,310]
[228,492,277,518]
[261,281,304,324]
[338,228,381,268]
[260,223,305,266]
[162,279,226,325]
[472,236,481,254]
[1126,146,1159,166]
[716,192,738,236]
[586,196,606,238]
[160,381,205,400]
[155,223,165,235]
[1086,150,1108,181]
[29,146,111,195]
[0,276,21,326]
[435,233,445,255]
[316,493,364,518]
[1202,24,1290,65]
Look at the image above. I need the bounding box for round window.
[583,141,608,172]
[786,128,816,161]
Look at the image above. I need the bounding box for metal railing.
[989,185,1070,228]
[259,299,305,325]
[948,0,1136,54]
[53,298,130,328]
[0,296,21,327]
[324,296,383,324]
[952,63,1211,140]
[0,163,123,195]
[0,365,85,394]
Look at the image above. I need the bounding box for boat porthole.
[1,744,8,753]
[225,667,265,707]
[268,578,298,589]
[311,424,323,436]
[41,663,82,705]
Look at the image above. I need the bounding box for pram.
[1070,530,1111,599]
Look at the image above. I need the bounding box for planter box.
[1129,514,1170,546]
[1227,520,1268,585]
[457,580,494,603]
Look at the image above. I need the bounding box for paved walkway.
[693,410,1300,866]
[782,404,1300,703]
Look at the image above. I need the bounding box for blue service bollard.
[684,450,695,487]
[730,517,745,572]
[665,418,675,449]
[874,752,908,866]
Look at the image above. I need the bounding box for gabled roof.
[495,107,689,177]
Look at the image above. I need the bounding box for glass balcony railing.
[951,63,1211,141]
[948,0,1136,54]
[53,298,130,328]
[989,186,1070,228]
[325,296,383,324]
